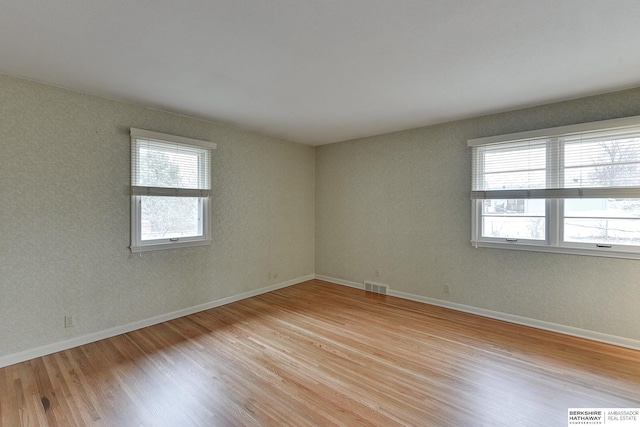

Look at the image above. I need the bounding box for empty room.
[1,1,640,426]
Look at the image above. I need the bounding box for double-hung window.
[469,116,640,259]
[130,128,216,252]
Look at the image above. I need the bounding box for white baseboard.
[0,275,314,369]
[315,275,640,352]
[5,273,636,369]
[315,274,364,289]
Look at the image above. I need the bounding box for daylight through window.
[130,128,216,252]
[469,116,640,259]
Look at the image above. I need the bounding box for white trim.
[130,237,212,253]
[470,186,640,200]
[131,186,211,197]
[315,274,364,289]
[315,275,640,352]
[470,240,640,260]
[0,275,314,369]
[467,115,640,147]
[130,131,213,252]
[130,128,217,150]
[5,273,636,368]
[469,119,640,258]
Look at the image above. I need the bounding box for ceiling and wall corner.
[315,85,640,344]
[1,1,640,145]
[2,2,640,362]
[0,74,316,361]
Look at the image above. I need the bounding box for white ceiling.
[2,1,640,145]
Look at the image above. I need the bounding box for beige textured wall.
[3,70,639,358]
[0,74,315,357]
[316,87,640,341]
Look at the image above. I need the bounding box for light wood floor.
[1,279,639,426]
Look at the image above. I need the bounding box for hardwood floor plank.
[0,365,19,427]
[46,351,99,426]
[183,311,383,426]
[1,279,639,426]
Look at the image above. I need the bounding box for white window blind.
[471,119,640,200]
[468,115,640,258]
[131,129,213,197]
[130,128,216,252]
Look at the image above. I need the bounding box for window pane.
[141,196,202,241]
[565,198,640,217]
[479,144,547,190]
[483,199,545,215]
[564,138,640,188]
[482,170,546,191]
[564,198,640,245]
[482,217,545,240]
[481,199,545,240]
[564,165,640,187]
[483,145,546,173]
[136,144,207,189]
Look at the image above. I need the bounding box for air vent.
[364,281,388,295]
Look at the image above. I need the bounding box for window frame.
[469,115,640,260]
[130,128,216,253]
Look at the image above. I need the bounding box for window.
[469,116,640,259]
[130,128,216,252]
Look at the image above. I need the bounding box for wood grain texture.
[1,279,639,426]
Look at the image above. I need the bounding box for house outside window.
[469,116,640,259]
[130,128,216,252]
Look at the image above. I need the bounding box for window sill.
[470,240,640,260]
[130,239,211,253]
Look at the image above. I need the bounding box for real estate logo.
[568,409,640,426]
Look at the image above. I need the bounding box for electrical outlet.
[64,315,77,328]
[375,269,380,278]
[443,284,450,294]
[269,272,279,280]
